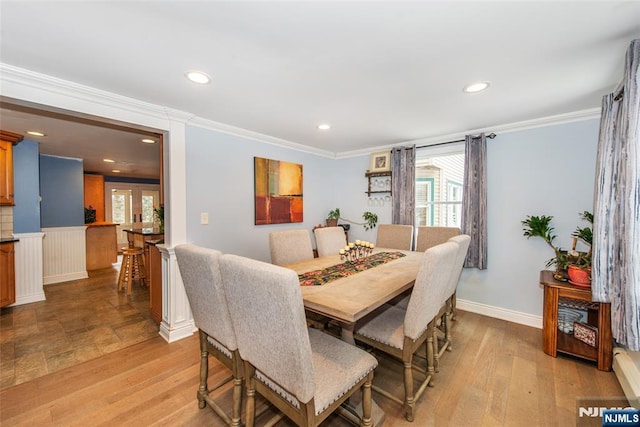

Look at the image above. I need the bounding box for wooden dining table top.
[285,248,424,325]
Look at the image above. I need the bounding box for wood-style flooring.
[0,262,158,390]
[0,303,626,425]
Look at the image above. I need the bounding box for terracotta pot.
[326,218,338,227]
[567,265,591,287]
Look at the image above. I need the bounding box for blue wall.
[13,140,41,233]
[182,118,599,318]
[458,118,600,316]
[39,155,84,227]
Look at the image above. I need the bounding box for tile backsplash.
[0,206,14,238]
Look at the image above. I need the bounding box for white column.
[158,245,195,342]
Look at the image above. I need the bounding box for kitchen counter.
[86,222,118,270]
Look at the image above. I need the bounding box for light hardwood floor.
[0,310,625,426]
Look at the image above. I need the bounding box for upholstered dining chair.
[394,226,462,310]
[313,226,347,257]
[268,229,315,266]
[415,226,461,252]
[174,244,243,427]
[375,224,414,250]
[219,254,378,427]
[354,241,458,422]
[432,234,471,372]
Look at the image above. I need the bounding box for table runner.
[298,251,407,286]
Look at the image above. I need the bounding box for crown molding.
[2,63,602,159]
[186,116,336,159]
[336,107,602,159]
[0,63,194,127]
[1,63,337,157]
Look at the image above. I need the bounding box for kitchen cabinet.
[0,130,23,206]
[84,174,105,222]
[0,241,16,307]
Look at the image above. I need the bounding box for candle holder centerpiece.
[340,240,374,262]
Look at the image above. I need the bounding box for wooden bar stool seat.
[117,246,147,295]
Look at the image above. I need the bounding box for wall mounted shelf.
[365,171,392,196]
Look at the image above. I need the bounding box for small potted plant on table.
[567,211,592,287]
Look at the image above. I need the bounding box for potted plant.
[154,206,164,232]
[521,215,569,278]
[522,211,594,285]
[326,208,340,227]
[324,208,378,230]
[567,211,593,287]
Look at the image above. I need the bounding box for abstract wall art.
[254,157,303,225]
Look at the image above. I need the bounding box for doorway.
[105,182,161,248]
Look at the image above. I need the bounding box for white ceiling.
[1,1,639,178]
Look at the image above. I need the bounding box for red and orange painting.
[254,157,303,225]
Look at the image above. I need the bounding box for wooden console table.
[540,270,612,371]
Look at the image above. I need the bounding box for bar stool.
[118,246,147,295]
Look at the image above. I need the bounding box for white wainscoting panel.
[42,226,88,285]
[12,232,46,305]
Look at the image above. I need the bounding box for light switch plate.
[200,212,209,225]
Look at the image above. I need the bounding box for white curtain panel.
[461,133,487,270]
[593,39,640,350]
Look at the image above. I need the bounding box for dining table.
[285,247,424,344]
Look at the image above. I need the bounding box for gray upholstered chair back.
[415,226,461,252]
[375,224,414,250]
[268,229,314,266]
[313,226,347,257]
[174,244,237,352]
[404,241,458,340]
[219,254,315,404]
[445,234,471,300]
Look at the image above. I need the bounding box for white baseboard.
[159,320,196,343]
[456,298,543,329]
[44,271,89,285]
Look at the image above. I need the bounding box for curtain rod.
[416,132,496,149]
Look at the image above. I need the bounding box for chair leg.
[432,325,440,373]
[444,310,453,352]
[231,376,242,427]
[198,332,208,409]
[244,364,256,427]
[451,293,457,321]
[361,371,373,427]
[117,255,127,292]
[403,356,415,421]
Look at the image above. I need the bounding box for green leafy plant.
[325,208,378,230]
[521,215,568,272]
[521,211,594,275]
[327,208,341,220]
[154,206,164,231]
[362,211,378,231]
[570,211,593,270]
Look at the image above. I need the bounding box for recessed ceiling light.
[185,70,211,84]
[141,138,156,144]
[26,131,45,137]
[317,123,331,130]
[103,158,115,163]
[463,81,490,93]
[111,170,120,173]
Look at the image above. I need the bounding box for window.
[415,144,464,228]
